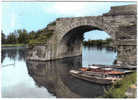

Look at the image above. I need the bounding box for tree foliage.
[18,29,29,44]
[104,72,136,98]
[6,33,17,44]
[2,30,6,44]
[1,27,54,45]
[83,38,113,47]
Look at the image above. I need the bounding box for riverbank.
[104,71,136,98]
[2,44,25,47]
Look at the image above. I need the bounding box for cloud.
[43,2,112,17]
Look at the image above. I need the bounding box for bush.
[104,72,136,98]
[28,31,53,47]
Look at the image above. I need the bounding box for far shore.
[1,44,26,47]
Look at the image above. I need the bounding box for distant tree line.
[83,38,113,46]
[2,29,30,44]
[1,28,52,45]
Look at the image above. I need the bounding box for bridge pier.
[116,42,136,66]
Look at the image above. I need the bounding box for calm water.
[1,46,117,98]
[82,46,117,67]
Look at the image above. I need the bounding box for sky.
[1,2,136,40]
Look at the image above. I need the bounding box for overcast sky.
[2,2,136,40]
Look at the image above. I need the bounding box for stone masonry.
[27,5,137,66]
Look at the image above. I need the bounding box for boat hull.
[70,72,113,85]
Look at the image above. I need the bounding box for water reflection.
[1,47,26,63]
[2,46,116,98]
[2,47,55,98]
[26,56,108,98]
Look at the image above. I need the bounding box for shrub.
[104,72,136,98]
[28,31,53,48]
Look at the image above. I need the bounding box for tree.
[18,29,29,44]
[7,32,17,44]
[2,30,6,44]
[13,30,19,43]
[29,31,36,40]
[106,38,112,44]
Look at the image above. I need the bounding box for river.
[1,46,117,98]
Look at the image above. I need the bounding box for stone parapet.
[103,4,136,16]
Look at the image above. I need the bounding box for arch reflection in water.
[26,56,109,98]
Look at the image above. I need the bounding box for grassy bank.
[2,44,25,47]
[104,71,136,98]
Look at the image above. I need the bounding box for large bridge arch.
[56,21,116,58]
[56,16,116,42]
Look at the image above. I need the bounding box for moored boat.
[70,66,125,85]
[70,70,113,85]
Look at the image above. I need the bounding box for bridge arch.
[57,17,116,42]
[57,21,116,58]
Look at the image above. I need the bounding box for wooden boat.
[70,67,124,85]
[70,70,113,85]
[80,67,125,76]
[70,70,115,85]
[92,64,136,70]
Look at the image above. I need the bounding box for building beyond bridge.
[27,5,137,66]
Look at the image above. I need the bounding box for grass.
[2,44,25,47]
[28,31,53,48]
[104,71,136,98]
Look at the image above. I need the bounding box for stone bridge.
[27,5,137,66]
